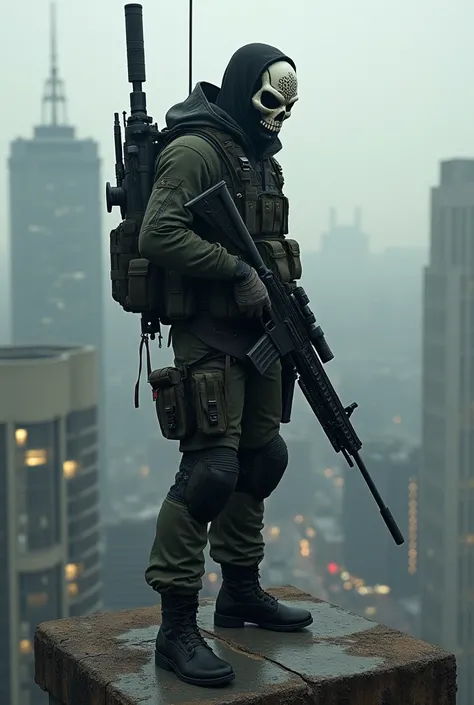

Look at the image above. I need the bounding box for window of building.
[19,639,32,655]
[63,459,79,479]
[19,567,62,629]
[15,421,61,551]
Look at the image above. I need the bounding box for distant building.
[0,345,101,705]
[102,507,159,611]
[342,439,419,599]
[420,158,474,705]
[320,208,370,260]
[7,6,107,515]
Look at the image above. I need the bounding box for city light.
[305,527,316,538]
[25,449,47,466]
[19,639,32,655]
[269,526,281,537]
[27,592,48,607]
[140,465,150,477]
[63,460,78,478]
[323,468,334,478]
[67,582,79,597]
[335,477,344,487]
[299,539,311,557]
[15,428,28,446]
[333,566,392,598]
[208,572,218,583]
[392,415,402,424]
[294,515,304,524]
[65,563,80,581]
[365,606,377,617]
[408,477,418,575]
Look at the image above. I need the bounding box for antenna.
[188,0,193,94]
[41,2,68,125]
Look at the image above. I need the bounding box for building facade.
[7,7,107,515]
[420,158,474,705]
[0,345,102,705]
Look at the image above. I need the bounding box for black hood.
[216,43,295,149]
[163,43,295,159]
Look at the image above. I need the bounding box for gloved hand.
[232,260,271,318]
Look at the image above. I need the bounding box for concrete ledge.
[34,586,456,705]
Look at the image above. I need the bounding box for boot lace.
[252,582,277,605]
[174,606,210,652]
[244,569,277,605]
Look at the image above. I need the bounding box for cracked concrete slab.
[34,586,456,705]
[201,587,457,705]
[34,601,309,705]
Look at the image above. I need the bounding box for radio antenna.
[188,0,193,94]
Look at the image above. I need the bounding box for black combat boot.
[214,564,313,631]
[155,593,235,687]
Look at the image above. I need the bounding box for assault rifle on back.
[186,181,405,546]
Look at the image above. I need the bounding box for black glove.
[233,260,271,318]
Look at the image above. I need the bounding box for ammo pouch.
[191,371,228,436]
[110,219,163,314]
[256,238,303,283]
[148,367,191,440]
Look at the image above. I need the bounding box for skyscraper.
[0,345,102,705]
[7,5,107,513]
[420,158,474,705]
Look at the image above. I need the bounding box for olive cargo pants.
[145,323,282,595]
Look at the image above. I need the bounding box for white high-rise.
[420,158,474,705]
[0,345,102,705]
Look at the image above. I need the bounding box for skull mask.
[251,60,298,134]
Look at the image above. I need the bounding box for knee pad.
[168,448,239,524]
[236,434,289,501]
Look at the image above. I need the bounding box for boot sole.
[154,650,235,687]
[214,612,314,632]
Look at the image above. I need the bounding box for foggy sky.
[1,0,472,260]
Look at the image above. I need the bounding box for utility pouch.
[284,239,303,280]
[110,219,163,313]
[128,258,162,311]
[258,239,291,283]
[191,371,228,436]
[162,270,197,320]
[148,367,191,440]
[110,219,138,310]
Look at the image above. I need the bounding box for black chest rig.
[185,127,302,287]
[159,127,302,323]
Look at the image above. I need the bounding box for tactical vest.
[161,127,303,322]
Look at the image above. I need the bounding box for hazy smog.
[0,1,472,703]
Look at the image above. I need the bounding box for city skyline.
[1,0,474,258]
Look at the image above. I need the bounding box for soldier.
[139,42,312,687]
